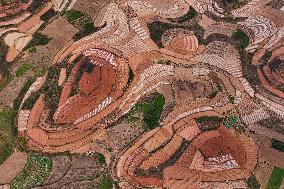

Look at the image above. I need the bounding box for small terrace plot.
[34,154,106,189]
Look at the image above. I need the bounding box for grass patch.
[134,93,165,130]
[0,108,16,164]
[266,167,284,189]
[97,175,113,189]
[246,175,260,189]
[271,139,284,152]
[12,153,52,189]
[16,63,31,77]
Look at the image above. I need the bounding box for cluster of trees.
[132,93,165,130]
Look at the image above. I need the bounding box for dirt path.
[0,151,27,184]
[0,184,10,189]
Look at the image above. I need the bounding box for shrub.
[233,29,250,49]
[40,8,56,21]
[147,21,175,48]
[16,63,31,77]
[73,22,102,41]
[21,92,40,110]
[223,116,238,128]
[228,96,235,103]
[271,139,284,152]
[208,91,218,99]
[26,0,48,13]
[127,67,134,86]
[27,46,37,53]
[155,60,171,65]
[26,33,51,49]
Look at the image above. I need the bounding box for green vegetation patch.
[223,115,245,133]
[96,153,106,165]
[225,0,248,10]
[41,66,63,122]
[232,29,250,49]
[16,63,32,77]
[97,175,113,189]
[73,22,102,41]
[27,46,37,53]
[147,21,175,48]
[246,175,260,189]
[134,93,165,130]
[271,139,284,152]
[0,108,16,164]
[12,153,52,189]
[196,116,223,123]
[21,56,77,119]
[26,32,51,50]
[65,9,103,41]
[208,91,218,99]
[147,21,204,48]
[266,167,284,189]
[22,92,41,110]
[155,60,171,65]
[0,72,13,92]
[40,8,56,22]
[26,0,48,13]
[13,77,36,111]
[63,9,92,29]
[126,66,134,88]
[195,116,223,131]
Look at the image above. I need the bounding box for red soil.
[55,57,116,124]
[199,136,231,158]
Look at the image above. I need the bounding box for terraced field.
[0,0,284,189]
